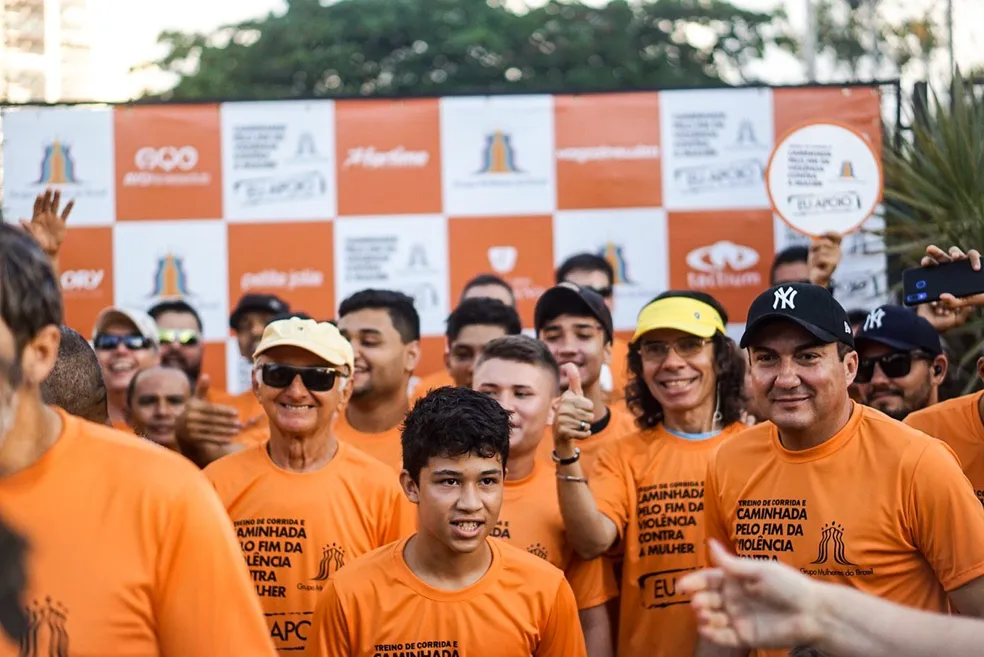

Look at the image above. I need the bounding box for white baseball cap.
[92,307,160,346]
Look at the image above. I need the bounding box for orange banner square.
[114,105,223,220]
[773,87,883,155]
[58,227,114,337]
[200,341,228,394]
[667,211,775,323]
[448,215,555,327]
[335,99,442,216]
[555,92,662,210]
[415,336,447,379]
[227,221,335,322]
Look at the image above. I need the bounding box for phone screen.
[902,259,984,306]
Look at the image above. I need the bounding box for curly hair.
[624,291,745,431]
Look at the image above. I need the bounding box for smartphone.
[902,259,984,306]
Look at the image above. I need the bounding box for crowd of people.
[1,189,983,657]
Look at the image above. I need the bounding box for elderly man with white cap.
[203,317,411,654]
[91,306,160,431]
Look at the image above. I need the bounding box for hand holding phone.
[903,245,984,308]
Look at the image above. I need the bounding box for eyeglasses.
[639,336,710,362]
[855,352,929,384]
[159,329,200,346]
[260,363,341,392]
[93,334,153,351]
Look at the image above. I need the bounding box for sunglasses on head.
[159,328,200,346]
[855,352,929,384]
[260,363,341,392]
[93,334,153,351]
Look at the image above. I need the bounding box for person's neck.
[582,380,608,423]
[403,530,493,591]
[505,444,537,481]
[663,397,718,435]
[0,397,63,477]
[267,426,339,473]
[779,399,854,452]
[345,389,408,434]
[107,389,128,426]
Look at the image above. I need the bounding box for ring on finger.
[580,420,589,432]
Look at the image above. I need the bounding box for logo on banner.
[732,120,765,149]
[343,146,429,169]
[36,140,80,184]
[674,159,764,194]
[60,269,105,292]
[124,146,210,187]
[599,242,633,285]
[487,246,518,274]
[292,132,328,161]
[149,253,192,299]
[477,130,522,174]
[240,269,324,291]
[836,160,858,181]
[555,144,660,164]
[685,241,761,289]
[232,172,328,206]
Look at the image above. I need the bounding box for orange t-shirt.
[536,403,638,475]
[704,403,984,657]
[905,391,984,504]
[111,417,133,433]
[304,536,587,657]
[589,422,746,657]
[215,388,269,447]
[497,460,618,610]
[0,409,274,656]
[606,337,630,403]
[204,441,413,654]
[332,410,405,472]
[409,369,455,405]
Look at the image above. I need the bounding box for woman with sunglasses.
[550,290,748,657]
[203,317,412,655]
[91,307,161,432]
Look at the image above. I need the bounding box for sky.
[86,0,984,102]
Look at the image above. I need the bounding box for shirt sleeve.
[563,554,619,610]
[303,580,352,657]
[702,452,732,560]
[588,440,633,540]
[154,475,276,657]
[535,578,587,657]
[907,440,984,591]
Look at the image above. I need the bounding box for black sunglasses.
[93,334,153,351]
[855,352,929,384]
[260,363,340,392]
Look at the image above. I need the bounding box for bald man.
[126,366,192,450]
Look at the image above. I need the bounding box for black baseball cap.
[534,282,613,343]
[854,305,942,356]
[741,282,854,349]
[229,293,290,330]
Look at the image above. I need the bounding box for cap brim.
[855,335,937,355]
[535,287,612,338]
[740,314,843,349]
[632,319,717,343]
[253,338,350,370]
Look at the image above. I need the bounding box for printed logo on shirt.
[801,521,873,578]
[373,640,461,657]
[312,542,346,581]
[527,542,549,560]
[637,567,695,610]
[21,597,70,657]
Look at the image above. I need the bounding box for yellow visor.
[632,297,726,343]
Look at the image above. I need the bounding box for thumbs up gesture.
[552,363,595,444]
[175,374,243,448]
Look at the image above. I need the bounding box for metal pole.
[804,0,817,82]
[947,0,955,80]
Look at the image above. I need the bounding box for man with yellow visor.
[550,290,748,657]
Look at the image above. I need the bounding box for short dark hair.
[338,289,420,342]
[770,245,810,284]
[789,648,828,657]
[446,298,522,342]
[402,386,511,484]
[148,299,203,332]
[556,253,614,287]
[626,291,744,431]
[846,308,869,327]
[476,335,560,391]
[126,366,192,408]
[461,274,515,305]
[0,223,62,355]
[40,326,107,425]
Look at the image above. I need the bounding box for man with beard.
[853,305,946,421]
[92,307,160,431]
[126,366,192,451]
[335,290,420,472]
[0,223,274,655]
[149,300,205,386]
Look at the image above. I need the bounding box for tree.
[142,0,788,101]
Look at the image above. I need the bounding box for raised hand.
[20,189,74,258]
[552,363,595,444]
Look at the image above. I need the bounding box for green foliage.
[142,0,786,101]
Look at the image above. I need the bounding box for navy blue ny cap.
[741,282,854,349]
[855,305,942,356]
[534,282,614,343]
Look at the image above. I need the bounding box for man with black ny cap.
[853,305,947,421]
[174,293,290,468]
[698,282,984,657]
[534,283,635,471]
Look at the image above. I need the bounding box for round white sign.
[766,122,882,237]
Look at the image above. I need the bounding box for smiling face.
[636,328,717,422]
[338,308,416,400]
[94,320,159,393]
[473,358,555,460]
[538,313,610,392]
[252,346,349,437]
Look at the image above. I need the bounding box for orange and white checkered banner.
[0,86,888,393]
